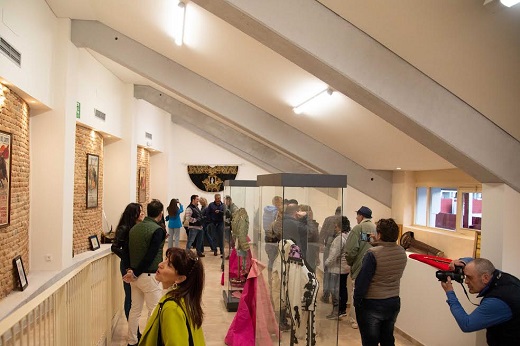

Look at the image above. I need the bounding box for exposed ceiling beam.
[134,85,316,174]
[71,19,393,206]
[191,0,520,193]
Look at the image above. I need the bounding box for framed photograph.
[13,255,28,291]
[138,166,146,203]
[89,234,100,251]
[0,130,12,227]
[86,154,99,208]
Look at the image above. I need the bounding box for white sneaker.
[349,317,358,329]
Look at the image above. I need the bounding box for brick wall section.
[73,125,103,255]
[0,85,30,299]
[137,147,150,214]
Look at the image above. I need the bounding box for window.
[429,187,457,230]
[414,186,482,232]
[461,192,482,230]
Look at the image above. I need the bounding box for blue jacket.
[165,204,184,229]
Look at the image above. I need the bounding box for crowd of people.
[109,195,519,346]
[111,198,207,346]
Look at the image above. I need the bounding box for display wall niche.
[136,147,150,210]
[0,83,30,300]
[73,125,103,255]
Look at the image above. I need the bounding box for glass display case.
[222,179,259,312]
[255,173,347,345]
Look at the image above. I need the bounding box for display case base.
[223,290,240,312]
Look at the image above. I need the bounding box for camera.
[436,265,465,283]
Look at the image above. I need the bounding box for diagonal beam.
[71,19,393,206]
[191,0,520,193]
[134,85,316,174]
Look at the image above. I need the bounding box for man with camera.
[441,257,520,345]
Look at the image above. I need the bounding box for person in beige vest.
[353,218,407,346]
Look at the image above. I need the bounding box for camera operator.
[441,257,520,345]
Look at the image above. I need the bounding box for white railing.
[0,251,124,346]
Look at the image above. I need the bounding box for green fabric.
[345,219,376,279]
[129,216,164,272]
[231,208,250,251]
[139,295,205,346]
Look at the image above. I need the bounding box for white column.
[481,183,520,277]
[30,19,77,270]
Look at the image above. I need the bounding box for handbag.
[157,297,194,346]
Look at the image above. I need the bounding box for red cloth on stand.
[225,259,279,346]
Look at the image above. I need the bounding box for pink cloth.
[229,248,239,279]
[225,259,279,346]
[229,248,253,279]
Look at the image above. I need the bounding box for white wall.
[155,122,270,240]
[344,185,391,223]
[76,50,130,139]
[134,99,169,151]
[0,0,57,106]
[30,18,77,270]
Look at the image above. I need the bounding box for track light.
[293,88,334,115]
[500,0,520,6]
[175,1,186,46]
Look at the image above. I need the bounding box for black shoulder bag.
[156,297,194,346]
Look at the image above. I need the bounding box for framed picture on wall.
[0,130,12,227]
[89,234,100,250]
[13,255,28,291]
[138,166,146,203]
[86,154,99,208]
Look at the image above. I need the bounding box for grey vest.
[365,242,407,299]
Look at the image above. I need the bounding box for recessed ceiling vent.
[145,132,152,140]
[0,36,21,66]
[94,109,106,121]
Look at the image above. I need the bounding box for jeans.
[127,274,162,345]
[208,222,224,253]
[186,227,203,253]
[356,297,401,346]
[329,272,348,313]
[119,261,131,320]
[167,227,181,248]
[204,224,217,251]
[322,245,331,298]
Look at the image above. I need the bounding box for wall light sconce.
[293,88,334,115]
[175,1,187,46]
[0,87,5,106]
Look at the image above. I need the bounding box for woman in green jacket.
[139,248,205,346]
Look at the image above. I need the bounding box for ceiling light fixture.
[175,1,186,46]
[500,0,520,6]
[293,88,334,115]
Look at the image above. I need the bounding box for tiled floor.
[111,245,417,345]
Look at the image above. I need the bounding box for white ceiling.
[45,0,520,172]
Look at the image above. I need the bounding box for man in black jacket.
[441,257,520,345]
[185,194,205,257]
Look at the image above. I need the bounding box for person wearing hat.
[343,206,377,329]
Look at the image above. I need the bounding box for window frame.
[413,185,481,235]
